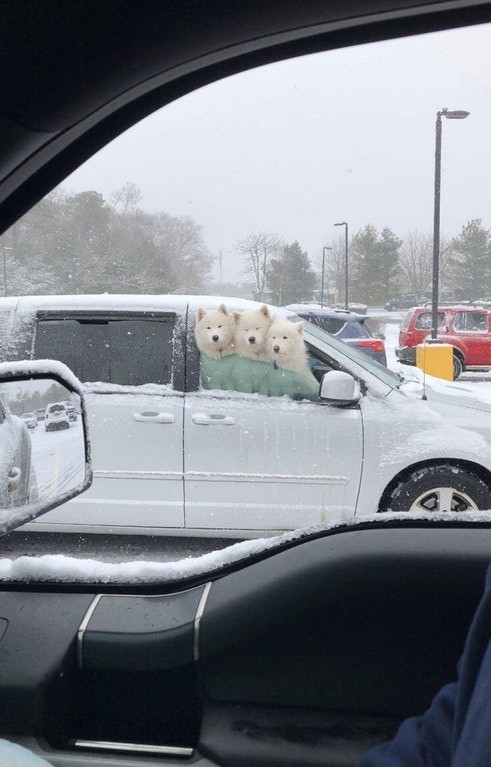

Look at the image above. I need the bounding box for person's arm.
[356,681,457,767]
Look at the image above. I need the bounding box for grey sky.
[63,22,491,283]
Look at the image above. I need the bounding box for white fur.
[266,319,317,382]
[195,304,235,359]
[233,305,273,361]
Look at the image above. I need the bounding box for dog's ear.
[296,322,304,334]
[260,305,271,318]
[197,308,206,322]
[233,311,241,322]
[218,304,229,315]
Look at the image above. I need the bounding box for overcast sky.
[63,22,491,283]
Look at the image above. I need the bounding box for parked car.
[385,293,426,311]
[0,394,32,508]
[2,4,491,767]
[36,408,45,421]
[286,303,387,366]
[20,411,37,430]
[44,402,70,432]
[396,305,491,380]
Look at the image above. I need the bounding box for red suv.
[396,305,491,380]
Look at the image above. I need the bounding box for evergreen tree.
[350,224,402,304]
[267,240,316,305]
[448,220,491,299]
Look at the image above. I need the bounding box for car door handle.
[133,412,175,424]
[7,466,21,492]
[192,413,235,426]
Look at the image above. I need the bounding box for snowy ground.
[29,420,86,501]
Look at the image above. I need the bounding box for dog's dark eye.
[206,326,211,330]
[218,325,222,329]
[283,336,288,339]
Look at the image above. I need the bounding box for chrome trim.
[77,594,102,667]
[94,469,182,479]
[194,581,212,662]
[186,471,347,484]
[74,740,193,756]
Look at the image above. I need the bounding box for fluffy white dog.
[233,305,273,361]
[194,304,235,359]
[266,318,317,382]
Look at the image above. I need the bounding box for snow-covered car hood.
[398,368,491,413]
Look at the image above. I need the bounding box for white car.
[0,395,33,508]
[20,411,38,430]
[44,402,70,432]
[1,295,490,536]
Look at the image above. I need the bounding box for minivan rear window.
[34,316,174,386]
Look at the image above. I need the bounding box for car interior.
[2,2,491,766]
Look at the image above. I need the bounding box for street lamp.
[334,221,349,309]
[2,246,13,297]
[321,246,332,307]
[431,107,469,339]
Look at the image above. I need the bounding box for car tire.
[387,464,491,513]
[453,354,463,381]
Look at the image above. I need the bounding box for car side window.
[414,311,445,330]
[33,315,175,386]
[454,312,488,332]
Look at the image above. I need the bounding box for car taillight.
[356,339,385,353]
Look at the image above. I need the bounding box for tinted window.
[454,312,488,332]
[337,321,368,340]
[414,311,445,330]
[309,317,346,335]
[34,317,174,386]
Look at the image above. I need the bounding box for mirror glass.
[0,378,87,515]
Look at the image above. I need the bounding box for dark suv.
[286,304,387,366]
[385,294,426,311]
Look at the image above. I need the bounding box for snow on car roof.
[0,294,294,316]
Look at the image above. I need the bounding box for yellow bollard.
[416,342,454,381]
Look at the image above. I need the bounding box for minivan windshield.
[301,320,401,388]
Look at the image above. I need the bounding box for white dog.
[233,305,273,361]
[266,318,317,382]
[195,304,235,359]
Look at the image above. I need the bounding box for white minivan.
[1,293,491,537]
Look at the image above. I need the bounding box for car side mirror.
[0,361,92,536]
[319,370,360,404]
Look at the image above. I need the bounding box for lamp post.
[2,246,13,297]
[321,246,332,307]
[431,108,469,339]
[334,221,349,309]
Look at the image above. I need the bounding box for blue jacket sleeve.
[356,681,457,767]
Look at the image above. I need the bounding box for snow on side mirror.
[320,370,360,405]
[0,361,92,536]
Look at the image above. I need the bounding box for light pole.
[334,221,349,309]
[321,246,332,307]
[2,246,13,297]
[431,108,469,339]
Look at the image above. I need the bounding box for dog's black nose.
[212,334,219,342]
[248,336,256,344]
[273,345,280,353]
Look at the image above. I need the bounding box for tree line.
[0,182,213,296]
[1,182,490,305]
[238,220,491,306]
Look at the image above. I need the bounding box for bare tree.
[237,231,280,298]
[398,231,432,295]
[111,182,143,216]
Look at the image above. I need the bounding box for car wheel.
[453,354,463,381]
[387,464,491,513]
